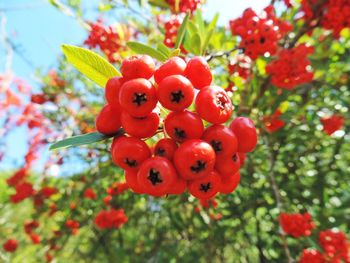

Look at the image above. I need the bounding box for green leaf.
[148,0,169,8]
[127,41,167,62]
[61,44,120,88]
[191,33,202,55]
[175,13,190,49]
[170,49,181,57]
[157,43,171,57]
[194,10,205,38]
[202,28,214,55]
[187,21,198,36]
[49,132,112,151]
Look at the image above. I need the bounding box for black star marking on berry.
[155,147,165,156]
[211,140,222,153]
[190,160,206,173]
[199,183,211,192]
[174,128,186,139]
[170,90,185,103]
[132,93,147,106]
[147,169,163,186]
[124,158,137,167]
[232,154,238,162]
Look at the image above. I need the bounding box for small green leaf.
[49,132,112,151]
[191,33,202,55]
[170,49,181,57]
[194,10,205,38]
[148,0,169,8]
[187,21,198,35]
[127,41,167,61]
[157,43,171,57]
[208,13,219,31]
[61,44,120,88]
[175,13,190,49]
[202,28,214,55]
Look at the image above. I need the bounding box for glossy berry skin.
[111,136,151,171]
[119,78,157,117]
[195,86,233,124]
[202,125,238,157]
[229,117,257,153]
[167,176,187,195]
[164,110,204,142]
[137,156,177,196]
[105,77,124,107]
[120,55,155,80]
[238,152,246,165]
[121,111,159,138]
[95,104,122,135]
[185,56,212,89]
[125,170,145,194]
[219,172,240,194]
[154,57,186,84]
[188,170,221,199]
[174,139,216,180]
[215,152,240,178]
[158,75,194,111]
[154,138,178,160]
[3,239,18,252]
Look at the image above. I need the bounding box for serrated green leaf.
[175,13,189,49]
[61,44,120,88]
[148,0,169,8]
[49,132,113,151]
[127,41,167,62]
[157,43,171,57]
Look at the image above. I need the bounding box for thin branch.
[206,47,242,62]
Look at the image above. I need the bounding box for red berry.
[137,156,177,196]
[120,55,155,80]
[111,136,151,171]
[3,239,18,253]
[188,171,221,199]
[164,110,204,142]
[95,104,122,135]
[121,111,160,138]
[185,56,212,89]
[215,152,240,177]
[238,152,246,165]
[158,75,194,111]
[202,124,238,157]
[125,170,145,194]
[174,139,216,180]
[119,78,157,117]
[219,172,240,194]
[105,77,124,107]
[154,57,186,84]
[195,86,233,124]
[154,138,178,160]
[229,117,257,153]
[167,176,187,195]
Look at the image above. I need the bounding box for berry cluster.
[279,212,315,238]
[163,16,187,53]
[229,6,292,60]
[300,230,350,263]
[263,109,286,133]
[94,209,128,230]
[2,239,18,253]
[95,54,258,199]
[228,54,252,80]
[301,0,350,38]
[84,19,132,63]
[266,44,314,90]
[166,0,201,14]
[320,114,344,136]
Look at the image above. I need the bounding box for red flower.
[3,239,18,253]
[84,188,97,200]
[263,110,286,133]
[320,115,344,135]
[10,182,35,203]
[279,212,315,238]
[299,249,325,263]
[319,230,350,262]
[94,209,128,229]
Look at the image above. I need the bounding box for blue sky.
[0,0,269,172]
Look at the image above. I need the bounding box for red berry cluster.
[300,230,350,263]
[166,0,201,14]
[24,220,41,244]
[2,239,18,253]
[279,212,315,238]
[263,109,286,133]
[320,114,344,136]
[84,19,132,63]
[95,54,258,199]
[163,16,187,53]
[301,0,350,38]
[228,54,252,80]
[94,209,128,229]
[266,44,314,90]
[229,6,292,60]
